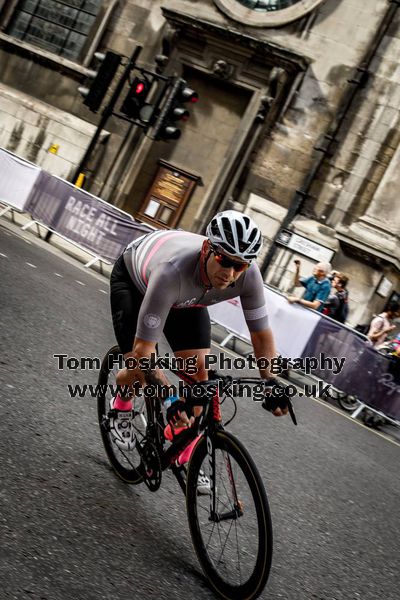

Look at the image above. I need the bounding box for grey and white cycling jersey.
[123,229,269,342]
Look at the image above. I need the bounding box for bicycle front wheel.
[186,430,272,600]
[97,345,148,484]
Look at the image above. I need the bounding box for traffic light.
[153,78,199,141]
[120,76,151,120]
[78,51,122,113]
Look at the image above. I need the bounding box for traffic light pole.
[43,46,142,243]
[72,45,142,185]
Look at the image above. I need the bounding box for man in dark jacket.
[323,273,349,323]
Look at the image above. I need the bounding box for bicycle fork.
[207,433,243,523]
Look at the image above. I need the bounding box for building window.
[213,0,325,26]
[6,0,102,61]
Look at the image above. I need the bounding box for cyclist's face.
[207,245,250,289]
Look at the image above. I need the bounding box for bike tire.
[97,345,147,484]
[186,430,273,600]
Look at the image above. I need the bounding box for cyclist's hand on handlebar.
[261,378,297,425]
[165,398,194,428]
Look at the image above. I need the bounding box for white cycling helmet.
[206,210,263,261]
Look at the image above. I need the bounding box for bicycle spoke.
[194,445,262,586]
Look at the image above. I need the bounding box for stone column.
[337,141,400,267]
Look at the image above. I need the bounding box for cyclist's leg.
[164,306,212,421]
[164,306,211,383]
[110,254,144,399]
[164,308,211,469]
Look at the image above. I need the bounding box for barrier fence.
[209,292,400,423]
[0,148,152,265]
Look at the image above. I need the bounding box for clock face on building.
[214,0,326,26]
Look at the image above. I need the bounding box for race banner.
[209,290,400,421]
[0,148,42,211]
[209,289,321,358]
[25,172,152,261]
[302,318,400,421]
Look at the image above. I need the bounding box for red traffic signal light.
[121,76,150,119]
[134,81,145,95]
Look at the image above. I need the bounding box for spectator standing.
[323,272,349,323]
[287,260,331,312]
[367,301,400,348]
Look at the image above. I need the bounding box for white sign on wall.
[376,276,392,298]
[276,229,335,263]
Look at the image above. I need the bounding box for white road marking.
[0,252,7,258]
[99,289,107,294]
[75,280,85,286]
[54,273,63,278]
[26,262,37,268]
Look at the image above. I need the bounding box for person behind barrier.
[322,272,349,323]
[367,301,400,348]
[287,259,332,312]
[109,210,291,480]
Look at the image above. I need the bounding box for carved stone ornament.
[213,0,327,27]
[212,59,234,79]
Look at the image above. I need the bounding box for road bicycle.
[97,345,294,599]
[322,386,359,412]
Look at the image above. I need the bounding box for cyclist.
[109,210,290,451]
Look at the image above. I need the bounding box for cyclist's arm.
[250,328,277,380]
[126,337,191,426]
[126,262,180,394]
[126,338,170,389]
[251,328,289,417]
[238,265,281,380]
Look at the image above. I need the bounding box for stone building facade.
[0,0,399,326]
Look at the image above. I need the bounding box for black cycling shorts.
[110,254,211,354]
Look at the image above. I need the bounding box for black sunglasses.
[211,247,250,272]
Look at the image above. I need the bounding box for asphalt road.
[0,221,399,600]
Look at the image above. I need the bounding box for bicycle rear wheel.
[97,345,148,484]
[186,430,272,599]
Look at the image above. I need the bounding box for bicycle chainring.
[138,438,162,491]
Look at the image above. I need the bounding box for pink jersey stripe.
[141,232,182,284]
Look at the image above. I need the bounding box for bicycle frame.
[143,371,276,500]
[141,369,224,491]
